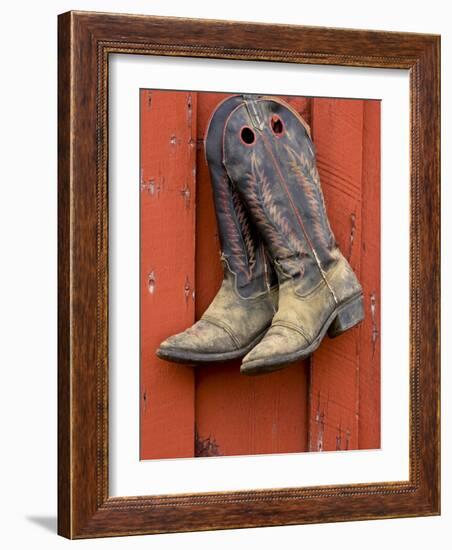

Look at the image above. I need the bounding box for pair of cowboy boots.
[157,94,364,375]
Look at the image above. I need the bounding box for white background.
[110,57,410,496]
[0,0,449,548]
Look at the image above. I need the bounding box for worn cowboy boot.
[156,96,278,364]
[222,95,364,375]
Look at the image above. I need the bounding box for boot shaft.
[204,95,277,298]
[222,95,339,296]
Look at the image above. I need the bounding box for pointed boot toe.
[240,326,309,375]
[156,319,239,363]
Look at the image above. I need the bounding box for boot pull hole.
[270,115,284,135]
[240,126,255,145]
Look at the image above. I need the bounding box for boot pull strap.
[242,95,264,131]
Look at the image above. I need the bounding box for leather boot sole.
[240,293,364,376]
[156,328,269,365]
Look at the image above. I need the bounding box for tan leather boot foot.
[157,269,277,364]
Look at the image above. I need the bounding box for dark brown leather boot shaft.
[204,95,277,298]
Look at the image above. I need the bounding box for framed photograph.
[138,89,381,462]
[58,11,440,538]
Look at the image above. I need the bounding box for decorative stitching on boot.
[284,143,336,252]
[223,258,280,302]
[231,184,257,275]
[215,175,252,279]
[202,315,241,349]
[247,152,307,267]
[294,256,342,299]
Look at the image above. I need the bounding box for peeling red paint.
[141,172,164,197]
[195,428,221,457]
[315,391,325,452]
[148,271,156,295]
[180,183,191,209]
[184,275,192,304]
[187,93,193,128]
[370,291,379,359]
[348,212,356,260]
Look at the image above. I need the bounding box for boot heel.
[328,295,364,338]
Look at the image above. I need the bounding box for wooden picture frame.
[58,11,440,538]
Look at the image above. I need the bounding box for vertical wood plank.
[140,90,196,459]
[308,98,365,452]
[194,92,229,321]
[195,364,309,456]
[358,101,381,449]
[194,93,310,457]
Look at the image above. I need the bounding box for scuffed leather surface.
[159,268,277,353]
[243,255,362,364]
[201,268,278,348]
[159,318,238,353]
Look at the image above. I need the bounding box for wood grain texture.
[57,11,71,538]
[308,98,364,452]
[359,101,381,449]
[64,10,434,67]
[58,10,440,538]
[140,90,196,459]
[307,100,381,452]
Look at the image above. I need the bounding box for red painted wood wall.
[140,90,380,459]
